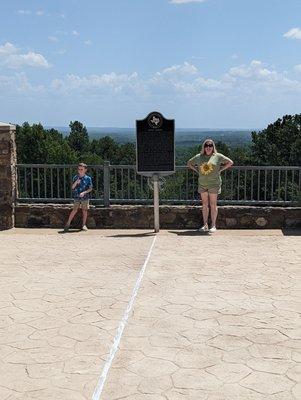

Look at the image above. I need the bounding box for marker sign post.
[136,112,175,232]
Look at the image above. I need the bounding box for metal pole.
[103,161,111,207]
[153,174,160,233]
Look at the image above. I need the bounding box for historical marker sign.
[136,111,175,176]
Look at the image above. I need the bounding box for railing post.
[0,122,17,230]
[103,161,110,207]
[153,174,160,232]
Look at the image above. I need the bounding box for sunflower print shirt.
[188,152,232,190]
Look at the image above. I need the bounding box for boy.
[64,163,93,232]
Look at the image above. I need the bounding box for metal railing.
[16,163,301,206]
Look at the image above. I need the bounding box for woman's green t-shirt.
[188,152,232,189]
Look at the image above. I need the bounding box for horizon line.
[44,125,260,131]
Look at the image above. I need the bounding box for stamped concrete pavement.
[0,229,300,400]
[101,231,301,400]
[0,229,154,400]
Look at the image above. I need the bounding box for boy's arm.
[72,181,79,190]
[71,176,80,190]
[79,186,92,197]
[79,177,93,197]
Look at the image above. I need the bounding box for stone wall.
[0,123,16,230]
[15,204,301,229]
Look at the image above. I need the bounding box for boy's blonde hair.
[78,163,87,169]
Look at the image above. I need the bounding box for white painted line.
[92,235,157,400]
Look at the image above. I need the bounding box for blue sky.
[0,0,301,128]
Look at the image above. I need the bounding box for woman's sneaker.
[81,225,88,231]
[198,224,209,232]
[209,226,217,233]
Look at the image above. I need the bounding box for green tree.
[16,122,47,163]
[44,134,77,164]
[118,143,136,164]
[176,145,199,165]
[90,136,120,163]
[16,123,77,164]
[215,141,230,156]
[229,146,252,166]
[80,152,103,165]
[67,121,89,154]
[290,137,301,166]
[251,114,301,165]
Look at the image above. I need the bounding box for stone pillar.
[0,122,17,230]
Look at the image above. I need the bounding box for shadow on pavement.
[58,229,82,234]
[168,230,210,236]
[107,232,156,238]
[282,228,301,236]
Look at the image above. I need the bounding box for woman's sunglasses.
[204,143,213,148]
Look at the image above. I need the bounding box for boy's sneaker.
[81,225,88,231]
[209,226,217,233]
[63,224,70,232]
[198,224,209,232]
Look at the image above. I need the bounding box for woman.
[187,139,233,233]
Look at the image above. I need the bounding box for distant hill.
[49,126,255,147]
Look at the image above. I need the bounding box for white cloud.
[16,52,50,68]
[72,30,80,37]
[84,40,93,46]
[283,27,301,40]
[170,0,205,3]
[17,9,47,17]
[48,36,59,43]
[51,72,144,96]
[224,60,300,95]
[0,72,44,94]
[50,62,223,99]
[1,59,300,105]
[54,49,66,55]
[149,62,223,96]
[295,64,301,72]
[47,60,301,100]
[17,9,31,15]
[161,61,198,76]
[228,60,276,80]
[0,42,50,69]
[227,59,274,79]
[2,59,300,127]
[231,54,239,60]
[189,56,205,61]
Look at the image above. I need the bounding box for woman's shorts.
[198,186,221,195]
[73,199,90,210]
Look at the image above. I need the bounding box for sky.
[0,0,301,129]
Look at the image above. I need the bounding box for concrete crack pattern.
[0,230,154,400]
[0,229,300,400]
[100,233,301,400]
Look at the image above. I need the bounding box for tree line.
[16,114,301,166]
